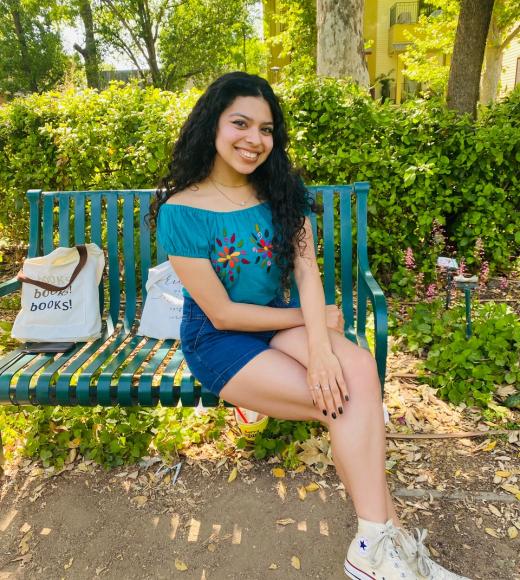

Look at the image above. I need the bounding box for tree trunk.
[10,6,38,92]
[74,0,101,89]
[446,0,495,118]
[136,0,161,86]
[316,0,369,87]
[480,46,502,105]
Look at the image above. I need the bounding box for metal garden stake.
[454,275,479,339]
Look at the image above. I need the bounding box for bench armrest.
[0,277,21,297]
[356,266,388,392]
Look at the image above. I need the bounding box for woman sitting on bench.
[152,71,469,580]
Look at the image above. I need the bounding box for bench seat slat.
[96,335,145,405]
[115,337,159,406]
[34,343,93,405]
[158,346,184,406]
[75,326,131,406]
[0,353,43,404]
[136,340,176,406]
[15,354,55,405]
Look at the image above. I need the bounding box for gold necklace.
[210,177,255,207]
[212,177,248,188]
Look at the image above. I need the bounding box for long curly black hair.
[150,71,315,292]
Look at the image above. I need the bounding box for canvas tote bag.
[12,244,105,342]
[137,261,184,340]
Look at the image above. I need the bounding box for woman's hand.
[307,344,349,419]
[325,304,344,334]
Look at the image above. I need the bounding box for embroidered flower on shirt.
[211,228,250,283]
[250,224,273,272]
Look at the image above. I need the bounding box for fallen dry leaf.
[277,481,287,501]
[297,486,307,501]
[305,482,320,492]
[488,505,502,518]
[277,518,295,527]
[175,559,188,571]
[268,563,278,570]
[40,528,51,536]
[19,523,31,534]
[19,532,32,556]
[485,528,500,538]
[228,467,238,483]
[272,468,285,478]
[507,526,518,539]
[495,470,512,478]
[291,556,301,570]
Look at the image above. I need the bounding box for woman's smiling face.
[213,96,274,178]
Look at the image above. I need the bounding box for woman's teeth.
[237,149,259,160]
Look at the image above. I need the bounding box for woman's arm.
[169,256,305,331]
[294,218,349,413]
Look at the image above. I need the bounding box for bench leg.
[0,430,4,476]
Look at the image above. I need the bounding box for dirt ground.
[1,435,519,580]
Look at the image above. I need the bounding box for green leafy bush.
[0,78,518,297]
[396,300,520,407]
[0,404,228,469]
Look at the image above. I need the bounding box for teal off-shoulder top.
[157,201,305,305]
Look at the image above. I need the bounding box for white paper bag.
[12,244,105,342]
[137,261,184,339]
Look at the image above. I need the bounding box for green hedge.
[0,78,518,296]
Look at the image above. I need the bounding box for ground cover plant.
[0,78,518,471]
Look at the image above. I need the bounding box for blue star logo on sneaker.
[358,537,368,553]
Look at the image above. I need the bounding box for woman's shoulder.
[164,187,203,209]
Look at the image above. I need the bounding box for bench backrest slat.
[27,184,370,333]
[74,193,86,244]
[122,192,137,328]
[106,194,121,324]
[322,187,336,305]
[42,194,54,255]
[58,195,70,246]
[139,192,152,302]
[340,186,354,332]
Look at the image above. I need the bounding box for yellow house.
[263,1,520,104]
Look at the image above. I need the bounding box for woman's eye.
[262,127,273,135]
[232,120,246,128]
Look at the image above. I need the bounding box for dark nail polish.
[332,412,337,419]
[345,394,349,402]
[322,410,327,416]
[338,407,343,414]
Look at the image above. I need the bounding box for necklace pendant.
[240,201,246,206]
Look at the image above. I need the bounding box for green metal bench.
[0,182,388,461]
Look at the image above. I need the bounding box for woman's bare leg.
[219,331,390,524]
[268,326,402,527]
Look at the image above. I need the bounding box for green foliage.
[252,419,318,468]
[396,300,520,407]
[159,0,265,90]
[267,0,316,78]
[0,404,230,468]
[278,77,520,293]
[0,78,518,296]
[0,0,67,96]
[401,0,459,94]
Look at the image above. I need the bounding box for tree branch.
[73,43,87,58]
[101,0,150,64]
[500,23,520,50]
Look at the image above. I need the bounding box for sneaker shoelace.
[398,527,446,578]
[367,520,410,576]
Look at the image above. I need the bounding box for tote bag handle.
[17,245,88,292]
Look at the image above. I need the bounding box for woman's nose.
[245,128,262,145]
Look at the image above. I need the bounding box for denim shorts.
[180,295,295,397]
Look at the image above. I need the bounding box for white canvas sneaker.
[344,519,416,580]
[397,528,472,580]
